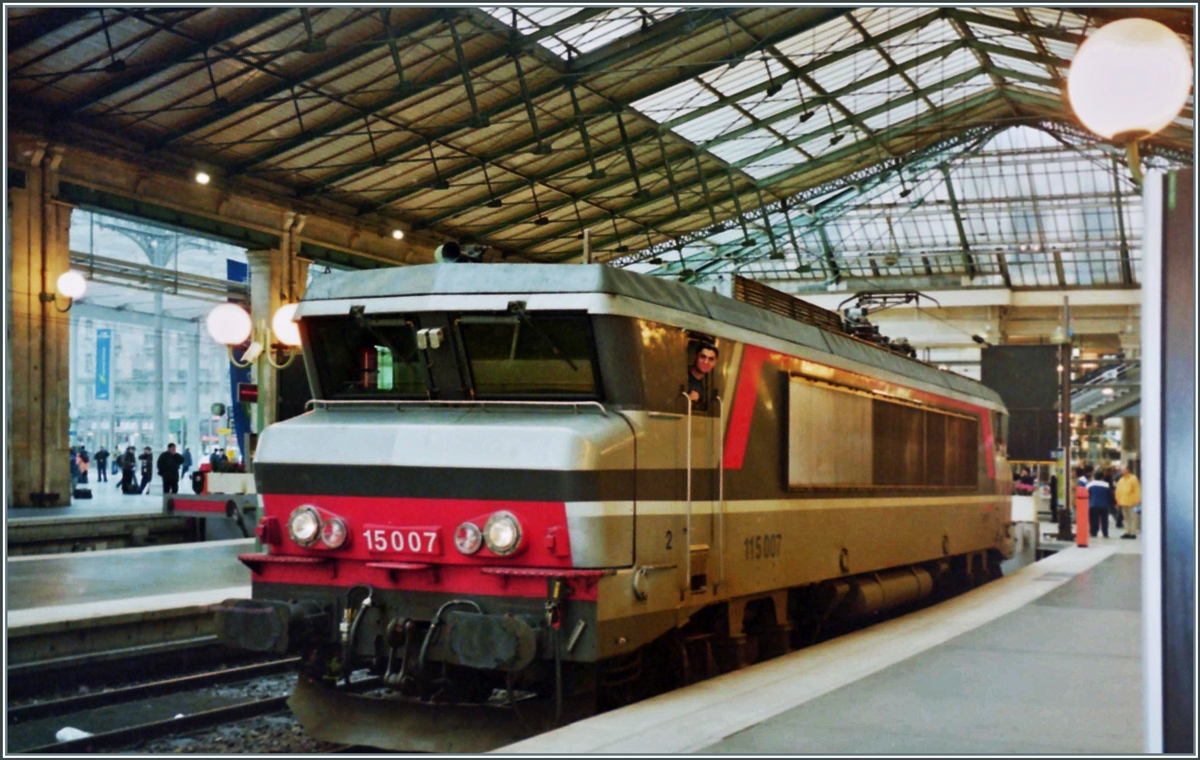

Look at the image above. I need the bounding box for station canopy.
[7,6,1193,288]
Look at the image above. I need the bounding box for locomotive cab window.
[305,315,427,398]
[457,313,600,398]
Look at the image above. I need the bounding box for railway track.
[8,659,300,753]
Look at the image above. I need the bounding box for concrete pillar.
[7,138,73,507]
[187,320,201,459]
[153,291,165,448]
[246,248,284,435]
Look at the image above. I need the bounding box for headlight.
[320,518,348,549]
[288,506,321,546]
[454,522,482,555]
[483,512,522,556]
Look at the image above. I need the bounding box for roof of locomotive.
[304,263,1004,407]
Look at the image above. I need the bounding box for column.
[187,320,201,459]
[153,291,165,448]
[245,248,284,436]
[7,137,73,507]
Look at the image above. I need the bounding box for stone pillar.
[153,291,166,448]
[245,248,284,436]
[7,138,74,507]
[187,320,201,459]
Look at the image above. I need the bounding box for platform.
[7,486,167,520]
[6,538,253,626]
[500,535,1142,755]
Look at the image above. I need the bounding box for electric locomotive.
[217,263,1013,751]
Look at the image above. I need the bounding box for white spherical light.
[56,270,88,299]
[206,303,252,346]
[1068,18,1193,140]
[271,303,302,347]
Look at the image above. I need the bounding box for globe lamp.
[206,303,253,346]
[1067,18,1192,142]
[271,303,302,347]
[56,270,88,300]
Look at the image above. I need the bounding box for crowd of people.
[68,443,196,497]
[1077,463,1141,540]
[1013,462,1141,541]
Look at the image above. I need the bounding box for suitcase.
[73,488,93,499]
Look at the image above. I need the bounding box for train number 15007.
[744,533,782,560]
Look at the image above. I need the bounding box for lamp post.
[205,301,302,463]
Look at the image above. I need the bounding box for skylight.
[479,6,682,60]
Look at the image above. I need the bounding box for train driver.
[687,342,719,408]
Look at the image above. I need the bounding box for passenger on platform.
[686,343,719,409]
[76,446,90,484]
[181,447,193,476]
[1019,468,1034,487]
[1104,467,1123,531]
[94,446,109,483]
[119,447,138,493]
[69,447,81,496]
[138,446,154,494]
[157,443,185,494]
[1049,473,1059,522]
[210,447,226,473]
[1116,466,1142,539]
[1086,470,1115,538]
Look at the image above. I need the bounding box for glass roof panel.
[631,77,719,124]
[840,73,914,123]
[855,6,932,40]
[973,7,1021,24]
[773,14,861,66]
[673,105,753,144]
[709,129,780,164]
[968,24,1040,55]
[808,47,890,95]
[861,97,923,133]
[743,149,808,180]
[480,6,683,59]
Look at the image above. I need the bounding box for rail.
[682,392,695,596]
[305,399,609,416]
[716,393,725,592]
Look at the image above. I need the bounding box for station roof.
[7,6,1194,283]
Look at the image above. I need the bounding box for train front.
[214,274,636,751]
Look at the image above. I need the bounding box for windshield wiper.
[507,303,579,372]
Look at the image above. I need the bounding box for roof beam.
[939,163,977,278]
[945,11,1022,119]
[1012,8,1069,90]
[527,91,1008,257]
[63,8,291,114]
[615,124,1001,267]
[1111,157,1133,287]
[7,7,95,52]
[726,14,900,159]
[350,8,846,212]
[846,14,938,112]
[147,8,449,151]
[469,52,988,244]
[815,225,842,284]
[1022,162,1061,288]
[230,8,743,179]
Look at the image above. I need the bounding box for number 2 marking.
[665,530,673,551]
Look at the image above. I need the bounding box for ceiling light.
[271,303,302,347]
[392,229,404,240]
[1102,387,1115,396]
[1067,18,1192,141]
[195,171,211,185]
[829,133,844,145]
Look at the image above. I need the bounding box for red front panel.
[248,495,592,600]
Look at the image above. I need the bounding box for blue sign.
[95,329,112,401]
